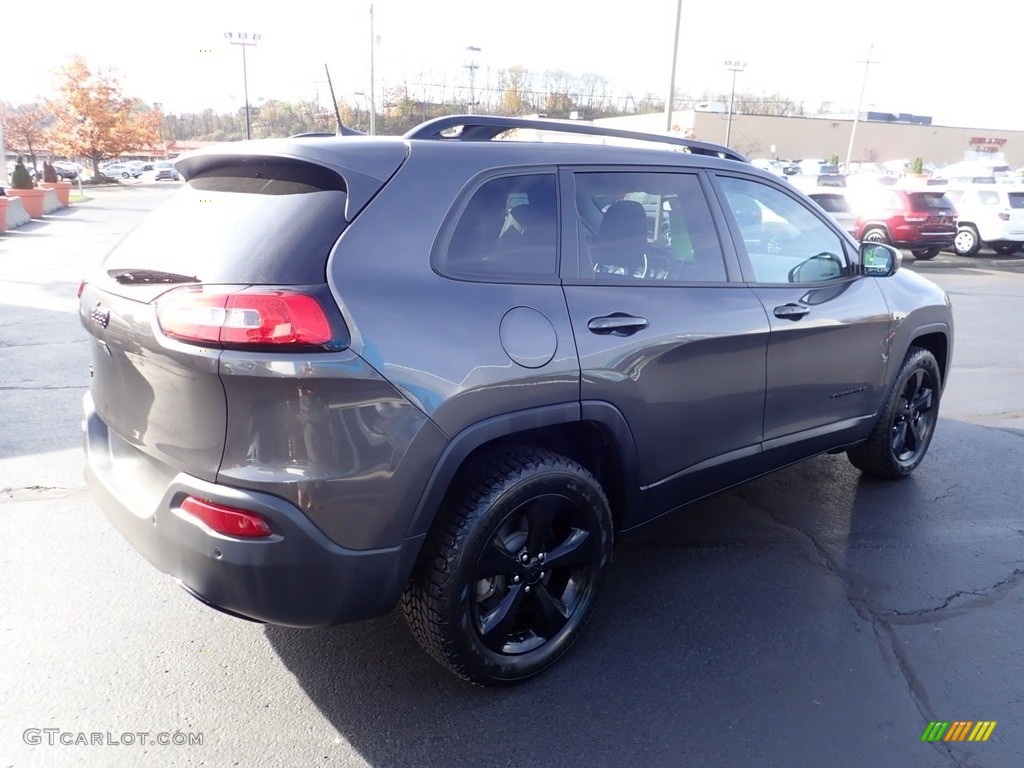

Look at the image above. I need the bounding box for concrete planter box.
[2,195,31,229]
[6,188,47,218]
[41,188,62,214]
[40,181,72,207]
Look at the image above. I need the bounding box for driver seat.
[591,200,648,278]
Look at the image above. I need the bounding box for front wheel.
[402,447,614,686]
[911,248,940,260]
[847,347,941,479]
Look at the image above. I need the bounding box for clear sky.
[2,0,1019,131]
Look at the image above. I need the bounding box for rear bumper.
[83,393,424,626]
[896,236,955,251]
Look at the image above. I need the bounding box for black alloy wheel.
[403,447,613,686]
[848,347,941,478]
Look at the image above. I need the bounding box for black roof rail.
[403,114,747,162]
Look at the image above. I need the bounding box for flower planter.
[6,188,47,219]
[40,181,72,207]
[0,197,8,233]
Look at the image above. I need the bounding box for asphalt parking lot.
[1,186,1021,767]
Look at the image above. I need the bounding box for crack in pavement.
[1,485,88,501]
[0,385,89,391]
[881,569,1024,624]
[930,483,962,503]
[735,490,965,767]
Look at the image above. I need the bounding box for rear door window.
[1008,192,1024,209]
[437,173,558,282]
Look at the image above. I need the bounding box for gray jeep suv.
[79,116,953,686]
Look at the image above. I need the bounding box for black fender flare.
[404,401,643,539]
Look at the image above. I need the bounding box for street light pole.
[724,60,746,147]
[845,43,878,170]
[664,0,683,132]
[369,3,376,135]
[224,32,261,140]
[0,109,8,187]
[465,46,481,115]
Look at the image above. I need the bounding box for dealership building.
[596,108,1022,168]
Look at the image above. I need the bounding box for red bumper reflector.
[180,497,273,538]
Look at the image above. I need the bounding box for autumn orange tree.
[46,56,160,178]
[2,106,49,174]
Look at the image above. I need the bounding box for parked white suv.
[942,184,1024,256]
[807,188,857,236]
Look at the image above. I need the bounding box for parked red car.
[850,188,957,260]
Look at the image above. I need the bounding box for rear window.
[1009,193,1024,209]
[811,194,850,213]
[436,173,558,282]
[908,193,955,212]
[102,159,347,285]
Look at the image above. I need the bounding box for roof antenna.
[326,63,364,136]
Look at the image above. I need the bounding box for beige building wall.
[596,111,1023,167]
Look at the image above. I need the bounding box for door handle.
[587,314,649,336]
[773,304,810,320]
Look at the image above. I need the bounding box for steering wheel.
[593,253,648,279]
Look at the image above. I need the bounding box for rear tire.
[402,446,613,686]
[953,225,981,257]
[847,347,941,479]
[911,249,940,260]
[862,227,890,245]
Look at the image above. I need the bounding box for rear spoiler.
[173,139,408,221]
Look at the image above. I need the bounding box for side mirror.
[860,242,901,277]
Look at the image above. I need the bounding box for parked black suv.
[80,116,954,686]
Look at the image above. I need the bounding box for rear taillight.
[180,497,273,538]
[77,280,86,298]
[156,287,333,347]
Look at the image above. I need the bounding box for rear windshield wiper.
[108,269,199,285]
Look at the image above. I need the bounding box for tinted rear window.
[1008,193,1024,209]
[811,194,850,213]
[102,159,347,285]
[908,193,955,212]
[436,173,558,282]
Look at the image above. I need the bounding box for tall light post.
[0,108,9,187]
[224,32,260,140]
[724,60,746,147]
[465,46,481,114]
[664,0,683,132]
[845,43,878,170]
[368,4,376,135]
[354,91,367,133]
